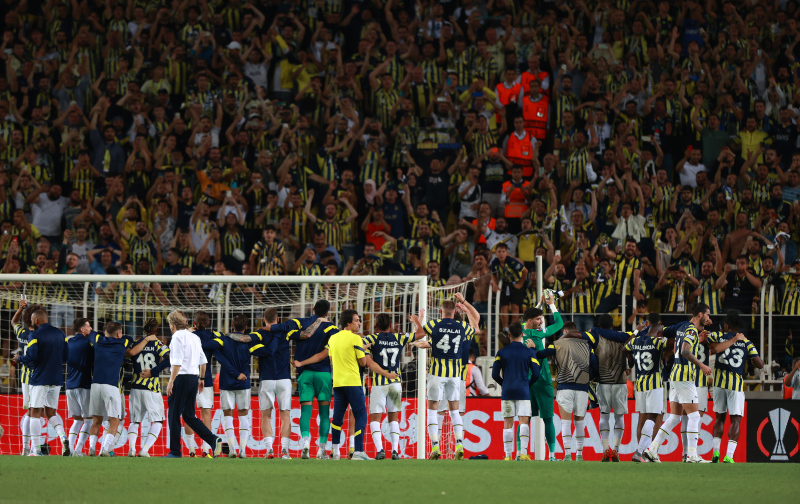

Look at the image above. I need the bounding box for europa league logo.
[768,408,790,461]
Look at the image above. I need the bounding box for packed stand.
[0,0,798,371]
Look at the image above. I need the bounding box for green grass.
[0,457,796,503]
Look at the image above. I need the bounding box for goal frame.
[0,273,429,459]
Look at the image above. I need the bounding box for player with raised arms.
[535,320,598,461]
[11,299,39,455]
[87,322,154,456]
[520,293,563,461]
[249,307,292,459]
[264,299,338,459]
[15,305,70,456]
[127,318,171,457]
[492,323,542,460]
[708,311,763,463]
[415,298,476,460]
[625,313,669,463]
[643,303,713,463]
[66,318,96,456]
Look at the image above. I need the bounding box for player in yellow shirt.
[326,310,369,460]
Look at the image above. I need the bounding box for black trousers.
[167,374,218,456]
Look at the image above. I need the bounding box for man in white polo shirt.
[165,310,223,458]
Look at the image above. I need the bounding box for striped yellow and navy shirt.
[130,339,170,393]
[783,276,800,315]
[570,278,595,314]
[707,332,759,392]
[490,255,526,285]
[113,281,139,322]
[696,274,723,314]
[663,277,692,313]
[693,340,710,388]
[14,323,31,385]
[252,240,285,275]
[613,253,640,296]
[668,321,700,383]
[625,333,667,391]
[363,332,413,386]
[314,218,345,252]
[424,318,476,378]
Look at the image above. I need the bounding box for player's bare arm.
[293,348,329,368]
[709,333,745,354]
[126,334,158,358]
[364,355,399,380]
[410,312,425,339]
[681,341,711,376]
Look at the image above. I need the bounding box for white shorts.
[29,385,60,409]
[697,386,708,412]
[220,389,250,411]
[426,375,461,404]
[635,389,664,415]
[556,389,588,417]
[370,383,403,414]
[22,382,30,410]
[197,386,214,409]
[259,379,292,411]
[119,391,126,420]
[437,380,466,414]
[129,388,166,423]
[89,384,122,418]
[597,384,628,414]
[501,399,532,418]
[712,387,745,417]
[668,381,698,405]
[67,388,91,418]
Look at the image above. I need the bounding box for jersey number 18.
[137,353,157,370]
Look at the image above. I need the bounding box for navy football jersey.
[273,315,340,374]
[90,334,133,387]
[249,329,291,381]
[491,341,541,401]
[67,332,96,390]
[207,332,253,391]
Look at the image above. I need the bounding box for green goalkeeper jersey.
[521,311,564,386]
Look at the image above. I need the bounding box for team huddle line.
[12,290,760,462]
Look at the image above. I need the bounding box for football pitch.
[0,458,796,503]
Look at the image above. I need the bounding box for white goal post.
[0,274,473,459]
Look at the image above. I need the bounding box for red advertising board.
[0,395,746,461]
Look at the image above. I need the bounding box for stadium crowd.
[0,0,799,369]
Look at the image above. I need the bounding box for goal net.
[0,274,469,459]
